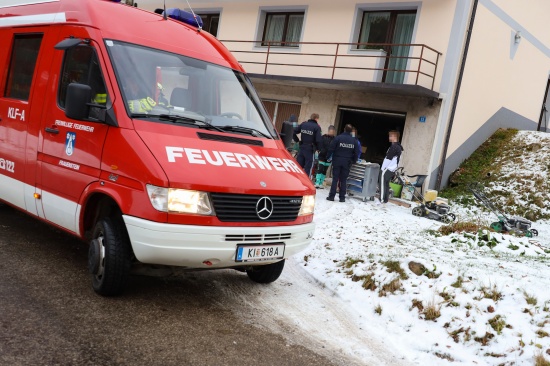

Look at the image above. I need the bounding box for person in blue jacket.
[293,113,322,177]
[351,127,362,161]
[326,124,361,202]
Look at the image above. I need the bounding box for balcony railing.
[220,40,443,91]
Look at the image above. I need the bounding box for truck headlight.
[298,195,315,216]
[146,185,213,215]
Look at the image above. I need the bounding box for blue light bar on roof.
[164,8,203,29]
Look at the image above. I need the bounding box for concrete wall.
[254,82,441,176]
[435,0,550,186]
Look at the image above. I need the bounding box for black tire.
[246,260,285,284]
[89,217,132,296]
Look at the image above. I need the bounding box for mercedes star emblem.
[256,196,274,220]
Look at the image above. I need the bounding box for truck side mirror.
[65,83,91,120]
[280,121,294,150]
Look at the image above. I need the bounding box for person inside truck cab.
[124,77,157,114]
[59,45,110,118]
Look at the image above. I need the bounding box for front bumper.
[123,215,315,268]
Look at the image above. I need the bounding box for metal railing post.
[415,45,424,86]
[331,43,340,79]
[264,42,271,74]
[432,52,440,90]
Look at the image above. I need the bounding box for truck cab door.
[37,38,111,234]
[0,32,44,210]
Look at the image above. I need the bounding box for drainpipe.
[435,0,479,190]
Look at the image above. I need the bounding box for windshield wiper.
[219,125,271,139]
[157,114,225,133]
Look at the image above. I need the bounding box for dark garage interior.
[338,107,406,164]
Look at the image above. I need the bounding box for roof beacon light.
[164,8,203,29]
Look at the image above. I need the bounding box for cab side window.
[4,34,43,101]
[58,46,109,111]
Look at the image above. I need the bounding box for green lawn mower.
[468,183,538,237]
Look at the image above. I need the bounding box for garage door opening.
[338,107,406,165]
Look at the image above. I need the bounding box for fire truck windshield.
[105,39,277,139]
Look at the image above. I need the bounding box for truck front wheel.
[246,260,285,284]
[88,217,132,296]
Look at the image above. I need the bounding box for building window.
[197,13,220,37]
[262,12,304,47]
[4,34,43,101]
[358,10,416,84]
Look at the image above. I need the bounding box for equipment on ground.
[394,168,456,223]
[346,162,380,201]
[468,183,538,237]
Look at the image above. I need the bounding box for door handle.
[45,126,59,134]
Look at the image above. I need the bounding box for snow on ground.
[301,190,550,365]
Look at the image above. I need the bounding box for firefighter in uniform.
[293,113,322,177]
[326,124,361,202]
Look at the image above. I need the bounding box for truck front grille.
[211,193,302,222]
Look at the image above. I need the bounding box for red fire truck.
[0,0,316,296]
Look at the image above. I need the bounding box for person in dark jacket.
[293,113,322,177]
[315,125,335,188]
[380,130,404,204]
[326,124,361,202]
[351,127,362,161]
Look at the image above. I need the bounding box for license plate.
[235,244,285,262]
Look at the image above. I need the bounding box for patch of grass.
[536,329,549,338]
[434,352,454,362]
[478,283,503,302]
[439,221,484,236]
[508,243,520,250]
[374,304,382,315]
[441,128,518,199]
[474,332,495,346]
[411,299,423,312]
[484,352,505,358]
[382,260,409,280]
[535,352,550,366]
[379,278,403,297]
[449,327,471,343]
[423,264,441,279]
[488,315,506,335]
[451,276,464,288]
[423,300,441,321]
[524,291,538,306]
[342,257,364,269]
[361,274,377,291]
[425,229,442,238]
[439,288,454,302]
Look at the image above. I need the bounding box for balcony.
[221,40,443,98]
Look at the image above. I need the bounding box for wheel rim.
[441,215,453,224]
[412,207,423,217]
[448,213,456,222]
[94,234,106,281]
